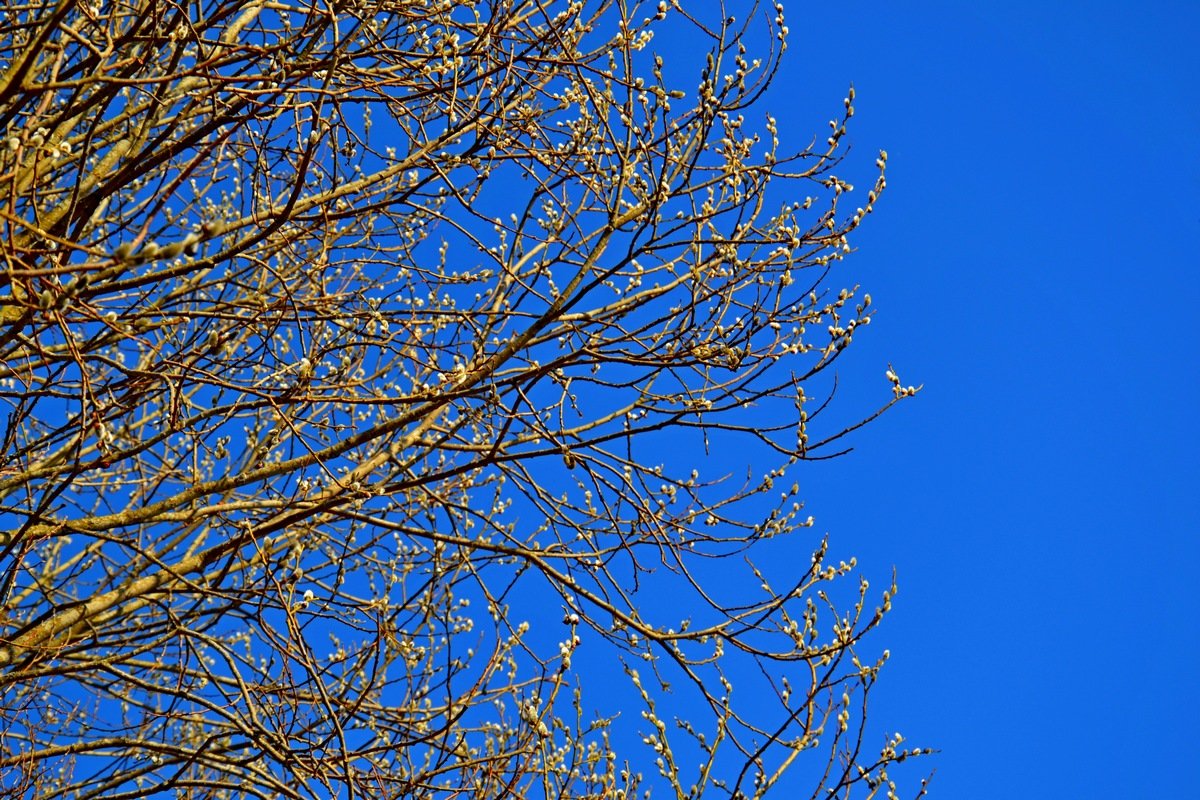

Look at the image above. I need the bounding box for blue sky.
[10,3,1191,796]
[733,2,1199,797]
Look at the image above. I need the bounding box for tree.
[0,0,927,797]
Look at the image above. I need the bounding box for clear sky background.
[721,1,1199,797]
[7,3,1194,797]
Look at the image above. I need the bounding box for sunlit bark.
[0,1,925,798]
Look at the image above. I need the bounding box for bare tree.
[0,0,927,798]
